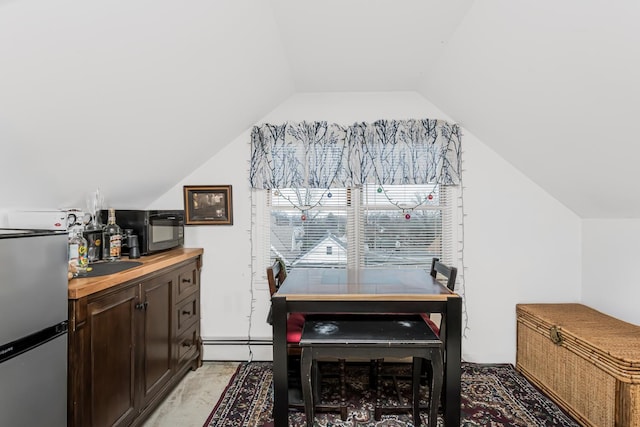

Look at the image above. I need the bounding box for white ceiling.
[421,0,640,218]
[270,0,640,218]
[270,0,474,92]
[1,0,639,218]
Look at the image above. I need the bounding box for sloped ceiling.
[1,0,639,218]
[420,0,640,219]
[0,0,294,210]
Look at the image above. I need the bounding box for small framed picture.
[183,185,233,225]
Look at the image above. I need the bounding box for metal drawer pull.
[182,341,192,347]
[182,310,191,315]
[135,301,148,310]
[182,278,191,283]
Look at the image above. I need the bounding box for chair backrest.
[266,258,287,296]
[430,258,457,291]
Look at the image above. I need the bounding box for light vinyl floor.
[142,362,240,427]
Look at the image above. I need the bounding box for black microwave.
[99,209,184,256]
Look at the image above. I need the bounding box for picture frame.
[183,185,233,225]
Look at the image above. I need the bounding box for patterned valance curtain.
[249,119,462,189]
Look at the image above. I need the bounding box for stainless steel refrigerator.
[0,229,69,426]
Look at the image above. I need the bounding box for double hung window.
[267,183,455,270]
[249,119,462,275]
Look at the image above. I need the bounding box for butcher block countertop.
[68,247,203,299]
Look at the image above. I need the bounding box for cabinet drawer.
[177,323,199,363]
[176,263,199,303]
[176,293,198,335]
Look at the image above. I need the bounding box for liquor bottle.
[102,208,122,261]
[68,227,89,277]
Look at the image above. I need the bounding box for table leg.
[443,296,462,426]
[300,348,314,426]
[272,296,288,427]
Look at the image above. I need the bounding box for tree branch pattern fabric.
[249,119,462,189]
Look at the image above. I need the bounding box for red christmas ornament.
[301,214,307,221]
[405,213,411,220]
[427,194,433,200]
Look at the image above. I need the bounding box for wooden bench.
[300,315,443,427]
[516,303,640,427]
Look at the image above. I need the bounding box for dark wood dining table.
[271,267,462,426]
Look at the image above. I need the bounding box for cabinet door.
[139,271,174,408]
[86,285,138,427]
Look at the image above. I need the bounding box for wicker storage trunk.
[516,303,640,427]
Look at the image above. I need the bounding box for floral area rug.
[204,361,579,427]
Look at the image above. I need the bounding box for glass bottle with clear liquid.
[69,227,89,277]
[102,208,122,261]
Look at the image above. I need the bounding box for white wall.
[462,124,582,361]
[149,131,265,360]
[150,91,583,363]
[582,220,640,325]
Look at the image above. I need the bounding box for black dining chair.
[266,258,293,327]
[266,259,347,417]
[420,258,457,406]
[421,257,458,336]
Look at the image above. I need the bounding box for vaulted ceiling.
[1,0,638,218]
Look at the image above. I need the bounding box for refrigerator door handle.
[0,321,68,364]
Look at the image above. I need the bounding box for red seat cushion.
[420,313,440,335]
[286,312,306,343]
[285,312,438,343]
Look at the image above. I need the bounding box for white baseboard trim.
[202,338,274,362]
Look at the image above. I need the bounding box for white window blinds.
[270,188,349,268]
[265,184,456,270]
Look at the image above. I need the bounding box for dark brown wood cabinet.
[84,282,138,427]
[139,271,174,411]
[68,249,202,427]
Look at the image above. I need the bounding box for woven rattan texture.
[516,303,640,427]
[518,304,640,379]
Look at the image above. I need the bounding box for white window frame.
[255,184,459,274]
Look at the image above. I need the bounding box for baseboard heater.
[201,338,274,362]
